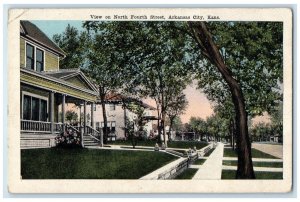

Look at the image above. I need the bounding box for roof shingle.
[20,21,66,56]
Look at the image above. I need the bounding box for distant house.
[85,94,157,141]
[20,21,99,148]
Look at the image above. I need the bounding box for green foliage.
[65,110,78,124]
[193,22,283,117]
[53,24,87,69]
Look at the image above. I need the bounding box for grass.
[108,140,208,150]
[193,159,206,165]
[223,148,279,159]
[21,148,178,179]
[174,168,198,179]
[221,170,283,179]
[222,160,283,168]
[204,148,215,157]
[120,146,154,150]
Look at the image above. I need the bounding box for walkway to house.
[252,143,283,159]
[192,142,224,180]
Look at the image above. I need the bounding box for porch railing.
[21,120,64,133]
[21,120,51,132]
[86,126,102,143]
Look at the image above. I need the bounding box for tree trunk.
[99,87,108,144]
[169,116,175,142]
[188,22,255,179]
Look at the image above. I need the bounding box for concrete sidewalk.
[192,142,224,180]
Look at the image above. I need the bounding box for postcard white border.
[7,8,293,193]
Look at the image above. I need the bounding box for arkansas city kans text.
[90,15,220,20]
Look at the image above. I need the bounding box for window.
[26,43,44,72]
[110,104,116,111]
[36,48,44,72]
[26,44,34,70]
[22,94,48,121]
[93,105,97,111]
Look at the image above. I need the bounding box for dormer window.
[26,43,44,72]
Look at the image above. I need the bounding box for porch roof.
[21,68,98,102]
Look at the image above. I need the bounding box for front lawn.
[168,141,208,149]
[21,148,178,179]
[221,170,283,179]
[174,168,198,179]
[108,140,208,150]
[193,159,206,165]
[223,148,279,159]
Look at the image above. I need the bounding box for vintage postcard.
[7,8,293,193]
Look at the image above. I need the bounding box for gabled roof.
[101,93,156,110]
[43,68,98,92]
[20,21,66,57]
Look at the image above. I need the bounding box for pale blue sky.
[31,20,84,39]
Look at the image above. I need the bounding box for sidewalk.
[192,142,224,180]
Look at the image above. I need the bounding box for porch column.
[50,91,55,134]
[62,94,66,132]
[91,102,95,129]
[83,100,87,135]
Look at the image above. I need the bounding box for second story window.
[26,43,44,72]
[36,48,44,72]
[26,44,34,70]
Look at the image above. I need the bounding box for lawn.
[223,148,279,159]
[221,170,283,179]
[168,141,208,149]
[108,140,208,150]
[222,160,283,168]
[174,168,198,179]
[193,159,206,165]
[21,148,178,179]
[204,148,215,157]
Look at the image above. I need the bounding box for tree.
[123,101,148,148]
[166,93,188,141]
[186,22,282,178]
[53,24,87,69]
[81,22,131,144]
[65,110,78,124]
[189,117,207,141]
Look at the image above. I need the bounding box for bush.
[55,128,82,148]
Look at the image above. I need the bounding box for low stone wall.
[197,142,216,157]
[140,152,198,180]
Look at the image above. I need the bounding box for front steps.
[83,135,101,147]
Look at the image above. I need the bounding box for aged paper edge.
[7,8,293,193]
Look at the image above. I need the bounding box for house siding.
[65,76,91,91]
[20,38,25,67]
[45,51,59,71]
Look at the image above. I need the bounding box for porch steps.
[83,135,101,147]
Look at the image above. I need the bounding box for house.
[85,94,157,141]
[20,21,100,148]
